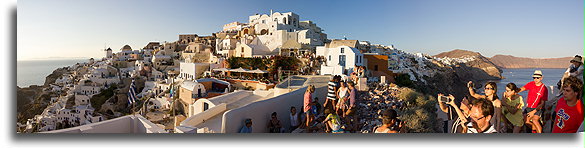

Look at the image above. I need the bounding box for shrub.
[395,74,415,88]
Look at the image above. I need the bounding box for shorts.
[305,110,312,116]
[523,107,543,117]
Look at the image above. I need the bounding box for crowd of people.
[240,55,583,134]
[438,55,584,133]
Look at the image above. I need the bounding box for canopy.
[249,69,268,74]
[229,67,249,73]
[212,68,230,72]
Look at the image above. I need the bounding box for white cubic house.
[317,45,364,76]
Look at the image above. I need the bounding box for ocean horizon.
[17,59,88,87]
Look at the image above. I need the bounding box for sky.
[17,0,583,60]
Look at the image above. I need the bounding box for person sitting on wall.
[289,106,301,132]
[268,112,284,133]
[239,118,253,133]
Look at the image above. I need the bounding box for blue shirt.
[239,126,252,133]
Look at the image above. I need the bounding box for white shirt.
[290,113,299,127]
[466,122,497,133]
[566,64,584,81]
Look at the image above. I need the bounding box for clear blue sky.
[18,0,583,60]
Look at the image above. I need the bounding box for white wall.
[221,84,327,133]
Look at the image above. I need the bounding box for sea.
[17,59,88,87]
[482,68,566,107]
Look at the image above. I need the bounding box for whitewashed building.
[179,62,210,80]
[317,45,364,75]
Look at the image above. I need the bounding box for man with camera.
[446,97,497,133]
[438,94,471,133]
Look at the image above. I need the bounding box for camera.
[439,96,452,103]
[467,81,475,89]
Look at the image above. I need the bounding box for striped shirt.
[466,122,497,133]
[327,81,338,100]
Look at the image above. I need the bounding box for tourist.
[322,108,344,133]
[437,94,471,133]
[304,85,316,129]
[518,70,548,133]
[336,81,349,117]
[268,112,283,133]
[324,76,339,112]
[374,109,400,133]
[239,118,253,133]
[552,76,584,133]
[468,81,502,132]
[346,81,358,132]
[289,106,301,132]
[312,97,322,117]
[448,98,497,133]
[564,55,584,82]
[502,83,524,133]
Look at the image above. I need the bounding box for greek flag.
[127,80,137,105]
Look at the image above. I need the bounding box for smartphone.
[439,96,451,103]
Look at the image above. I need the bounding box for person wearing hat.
[518,70,548,133]
[564,55,583,82]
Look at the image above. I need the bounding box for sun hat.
[570,55,583,64]
[532,70,543,78]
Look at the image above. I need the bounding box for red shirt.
[303,92,313,112]
[523,81,548,108]
[552,97,584,133]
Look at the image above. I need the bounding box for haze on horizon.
[17,0,583,60]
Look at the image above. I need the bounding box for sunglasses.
[485,87,494,90]
[533,77,541,79]
[471,115,487,122]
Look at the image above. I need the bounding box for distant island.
[434,49,573,69]
[489,55,572,69]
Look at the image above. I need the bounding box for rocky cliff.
[489,55,572,69]
[434,49,503,80]
[17,67,70,124]
[17,85,53,124]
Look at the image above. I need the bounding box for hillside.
[489,55,572,69]
[433,49,503,80]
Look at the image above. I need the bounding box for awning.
[229,67,249,73]
[212,68,230,72]
[249,69,268,74]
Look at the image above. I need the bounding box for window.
[374,65,378,71]
[328,55,331,61]
[341,48,344,53]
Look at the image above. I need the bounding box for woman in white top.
[289,106,300,132]
[336,81,349,117]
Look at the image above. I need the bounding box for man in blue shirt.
[239,118,253,133]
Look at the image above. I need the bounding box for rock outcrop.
[434,49,503,81]
[489,55,572,69]
[43,67,70,86]
[17,85,52,124]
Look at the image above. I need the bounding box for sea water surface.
[477,68,566,108]
[17,59,88,87]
